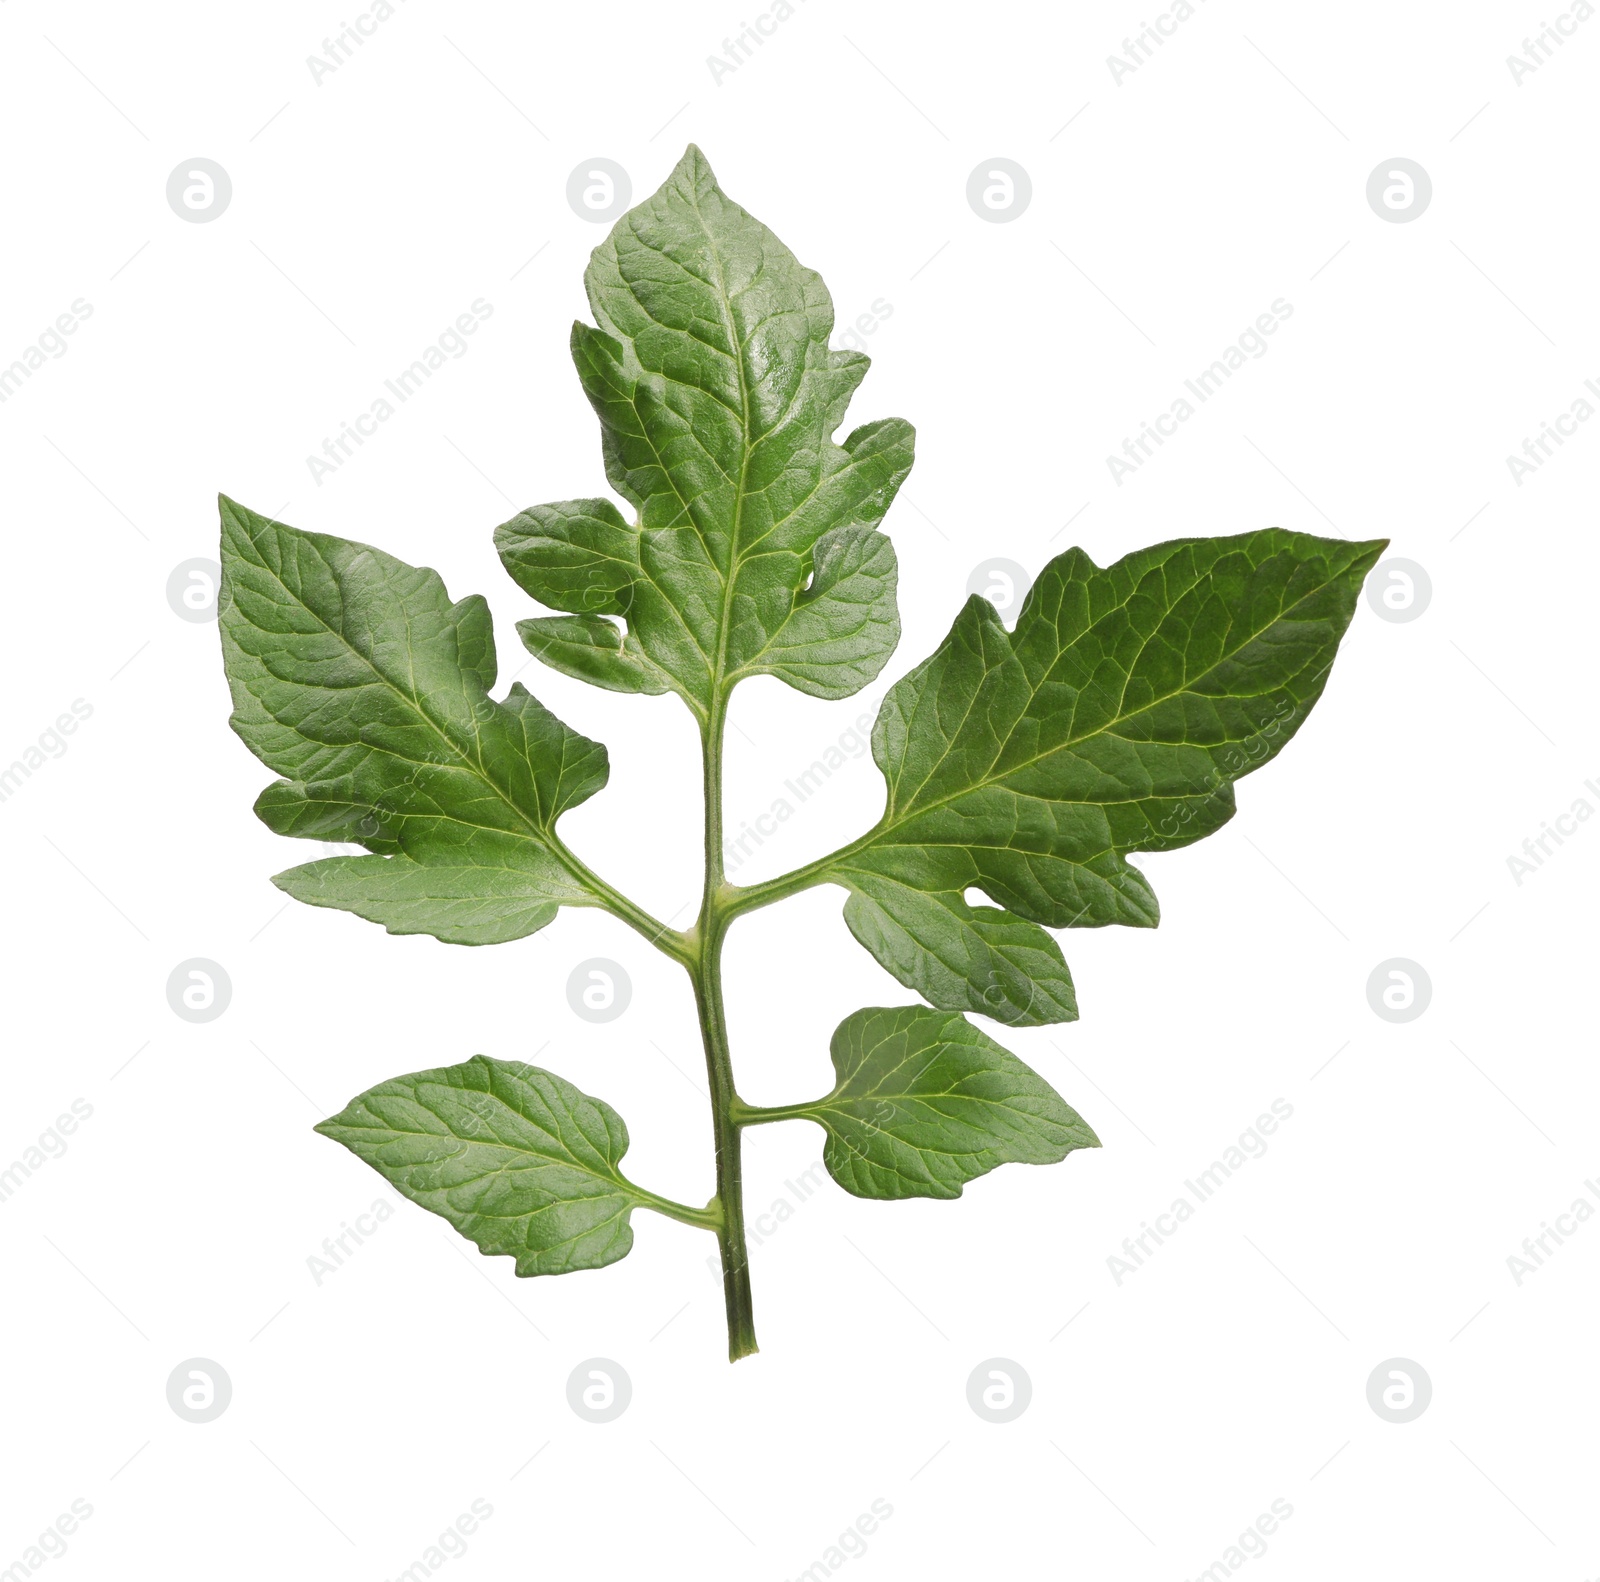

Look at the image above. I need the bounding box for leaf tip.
[1343,535,1390,581]
[678,141,712,174]
[217,492,249,543]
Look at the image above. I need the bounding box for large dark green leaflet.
[496,145,915,717]
[219,496,606,945]
[316,1058,656,1275]
[786,1007,1099,1202]
[821,530,1386,1025]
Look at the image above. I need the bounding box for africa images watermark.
[833,297,893,355]
[0,699,94,806]
[785,1499,895,1582]
[1506,1,1595,84]
[0,1100,94,1208]
[306,1198,397,1286]
[1106,299,1294,485]
[1503,377,1600,485]
[706,0,811,84]
[1505,1177,1600,1284]
[1155,698,1299,844]
[1505,774,1600,884]
[1183,1500,1295,1582]
[704,1160,829,1281]
[0,299,94,407]
[305,299,495,485]
[723,710,877,878]
[2,1499,94,1579]
[306,0,412,84]
[383,1498,494,1582]
[1107,1099,1294,1285]
[1105,0,1212,84]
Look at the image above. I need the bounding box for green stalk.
[719,826,875,922]
[694,694,758,1360]
[550,835,697,967]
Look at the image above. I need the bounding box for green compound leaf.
[316,1056,667,1275]
[785,1006,1098,1202]
[219,495,606,946]
[820,529,1386,1025]
[496,145,914,718]
[219,146,1390,1362]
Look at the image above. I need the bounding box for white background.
[1,1,1594,1578]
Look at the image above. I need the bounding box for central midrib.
[686,184,756,710]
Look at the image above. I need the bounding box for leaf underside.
[315,1056,648,1275]
[218,496,604,946]
[495,144,916,719]
[798,1006,1099,1201]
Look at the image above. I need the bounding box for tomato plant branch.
[694,691,759,1360]
[225,147,1381,1364]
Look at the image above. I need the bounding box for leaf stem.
[695,694,759,1361]
[550,836,697,967]
[731,1097,827,1127]
[720,824,880,921]
[629,1186,723,1232]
